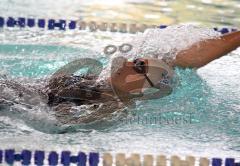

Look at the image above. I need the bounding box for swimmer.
[43,30,240,124]
[1,30,239,124]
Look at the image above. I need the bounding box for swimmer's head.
[110,56,174,101]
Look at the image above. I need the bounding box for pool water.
[0,0,240,159]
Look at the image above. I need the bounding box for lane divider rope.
[0,16,238,34]
[0,149,239,166]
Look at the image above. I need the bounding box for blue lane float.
[69,20,77,29]
[27,18,35,27]
[0,16,77,30]
[0,150,2,164]
[1,149,92,166]
[34,150,45,166]
[38,19,46,28]
[212,158,222,166]
[5,149,15,165]
[48,19,66,30]
[21,150,32,165]
[48,151,59,166]
[0,17,4,27]
[225,158,235,166]
[89,152,99,166]
[0,16,238,34]
[0,149,239,166]
[61,151,71,166]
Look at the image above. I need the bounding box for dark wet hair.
[46,74,102,106]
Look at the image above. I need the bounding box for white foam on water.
[98,25,221,81]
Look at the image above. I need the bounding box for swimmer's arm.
[173,31,240,68]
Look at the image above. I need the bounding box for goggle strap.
[144,74,155,87]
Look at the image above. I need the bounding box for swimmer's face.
[114,60,146,91]
[110,57,169,94]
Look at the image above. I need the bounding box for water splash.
[98,25,221,80]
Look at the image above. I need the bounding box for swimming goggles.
[133,58,155,87]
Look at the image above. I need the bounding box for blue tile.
[212,158,222,166]
[27,18,35,27]
[71,156,79,163]
[14,154,22,161]
[38,19,45,28]
[69,21,76,29]
[48,19,66,30]
[48,151,59,166]
[21,150,31,165]
[48,19,55,30]
[17,17,25,27]
[77,152,87,166]
[220,28,229,34]
[0,150,2,163]
[159,25,167,29]
[34,151,45,166]
[225,158,235,166]
[89,152,99,166]
[7,17,16,27]
[61,151,71,166]
[0,17,4,27]
[5,149,15,165]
